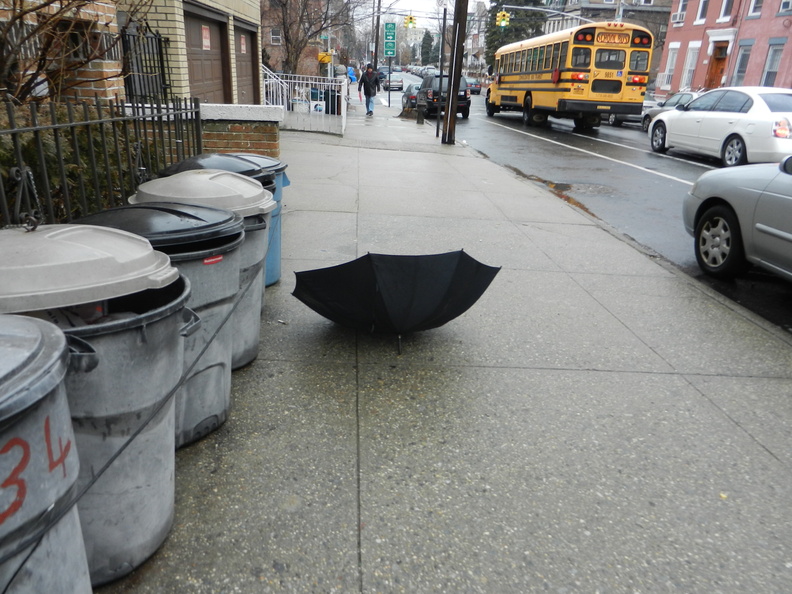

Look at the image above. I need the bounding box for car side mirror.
[675,104,686,111]
[657,100,666,107]
[781,155,792,175]
[487,65,493,76]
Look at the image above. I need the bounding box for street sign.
[384,22,396,56]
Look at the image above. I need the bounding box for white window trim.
[694,0,709,23]
[748,0,762,14]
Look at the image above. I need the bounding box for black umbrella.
[292,251,500,352]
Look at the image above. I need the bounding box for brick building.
[656,0,792,97]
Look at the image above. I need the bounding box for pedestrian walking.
[358,64,380,117]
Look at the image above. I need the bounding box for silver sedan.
[683,156,792,279]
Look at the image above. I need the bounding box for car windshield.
[760,93,792,112]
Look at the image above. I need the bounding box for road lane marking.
[483,119,701,186]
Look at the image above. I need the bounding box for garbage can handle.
[180,307,201,337]
[66,335,99,373]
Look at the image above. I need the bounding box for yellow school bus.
[486,22,653,129]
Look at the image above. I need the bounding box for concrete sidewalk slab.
[100,104,792,594]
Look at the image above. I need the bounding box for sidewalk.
[102,99,792,593]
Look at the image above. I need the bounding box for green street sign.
[384,22,396,41]
[384,40,396,56]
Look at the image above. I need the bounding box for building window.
[731,46,751,85]
[718,0,734,18]
[696,0,710,21]
[679,0,690,12]
[270,27,282,45]
[681,44,700,88]
[748,0,762,14]
[761,45,783,86]
[660,46,679,89]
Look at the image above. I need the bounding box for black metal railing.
[0,97,202,228]
[122,27,173,104]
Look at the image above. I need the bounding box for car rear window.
[760,93,792,112]
[436,76,467,91]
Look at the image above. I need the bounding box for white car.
[683,156,792,279]
[649,87,792,167]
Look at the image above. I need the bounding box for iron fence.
[0,97,202,228]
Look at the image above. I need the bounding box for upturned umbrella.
[292,251,500,351]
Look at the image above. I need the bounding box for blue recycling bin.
[229,154,290,286]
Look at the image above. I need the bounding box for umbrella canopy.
[292,251,500,339]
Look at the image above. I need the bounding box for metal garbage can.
[228,153,290,287]
[0,224,190,586]
[131,169,276,369]
[0,314,92,594]
[76,203,244,448]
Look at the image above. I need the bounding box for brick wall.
[200,104,285,158]
[202,121,280,157]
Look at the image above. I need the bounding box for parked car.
[683,155,792,279]
[467,78,482,95]
[416,74,471,119]
[382,75,404,91]
[402,83,421,109]
[649,86,792,167]
[607,97,659,127]
[640,91,700,132]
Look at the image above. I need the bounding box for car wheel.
[650,122,668,153]
[608,114,622,127]
[694,205,747,278]
[641,114,651,132]
[461,106,470,119]
[722,135,747,167]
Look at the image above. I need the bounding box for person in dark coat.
[358,64,380,116]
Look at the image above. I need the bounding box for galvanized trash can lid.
[0,314,68,422]
[159,153,277,184]
[0,225,178,313]
[130,169,275,218]
[76,202,244,251]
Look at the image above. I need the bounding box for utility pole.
[442,0,468,145]
[373,0,382,67]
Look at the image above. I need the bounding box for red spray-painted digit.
[0,437,30,526]
[44,416,71,478]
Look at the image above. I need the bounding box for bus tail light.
[571,72,589,81]
[628,75,647,84]
[773,118,791,138]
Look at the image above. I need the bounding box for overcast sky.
[379,0,481,29]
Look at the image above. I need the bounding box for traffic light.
[404,15,416,28]
[404,15,410,27]
[497,11,510,27]
[410,15,417,27]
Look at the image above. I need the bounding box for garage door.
[235,29,257,104]
[185,13,228,103]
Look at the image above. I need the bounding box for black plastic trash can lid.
[160,153,258,176]
[76,202,245,250]
[228,153,287,174]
